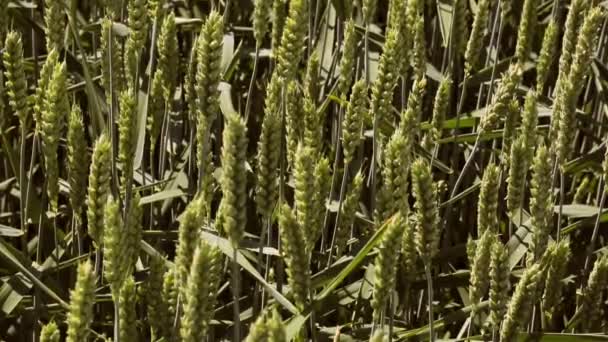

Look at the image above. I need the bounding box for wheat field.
[0,0,608,341]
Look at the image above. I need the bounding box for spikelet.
[180,242,222,342]
[428,77,452,145]
[412,159,440,263]
[556,8,604,166]
[271,0,288,54]
[469,230,494,313]
[382,128,411,217]
[67,105,88,219]
[3,32,29,127]
[506,136,528,215]
[44,0,65,52]
[254,0,273,47]
[156,12,178,101]
[542,240,571,319]
[580,254,608,331]
[118,88,138,190]
[342,79,367,164]
[520,90,539,159]
[34,49,59,130]
[196,109,214,214]
[86,134,112,244]
[500,263,542,342]
[304,51,320,101]
[40,321,60,342]
[369,27,400,139]
[411,16,426,80]
[514,0,538,62]
[480,64,522,132]
[371,214,406,320]
[338,19,357,97]
[255,101,281,219]
[125,0,149,84]
[103,196,129,295]
[529,144,553,261]
[285,80,303,166]
[294,144,316,252]
[464,0,490,74]
[146,255,170,340]
[279,204,310,311]
[66,262,95,342]
[174,197,204,293]
[196,12,224,124]
[119,276,138,341]
[101,17,125,102]
[477,164,500,235]
[536,20,558,93]
[489,239,510,327]
[275,0,308,81]
[335,172,363,258]
[41,61,68,212]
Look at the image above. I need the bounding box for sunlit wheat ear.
[514,0,537,62]
[489,239,510,329]
[387,0,407,76]
[530,144,553,261]
[304,96,324,154]
[342,79,368,164]
[506,135,527,216]
[118,88,137,191]
[101,17,125,102]
[67,104,88,221]
[536,20,558,93]
[520,90,539,159]
[464,0,490,75]
[3,31,29,127]
[336,171,363,258]
[146,254,170,340]
[156,12,178,101]
[371,213,406,321]
[40,321,60,342]
[549,0,588,144]
[271,0,288,54]
[180,242,222,342]
[174,197,204,295]
[370,26,400,139]
[119,276,138,341]
[219,113,249,247]
[294,143,316,252]
[382,128,411,218]
[253,0,272,47]
[275,0,308,81]
[338,19,357,97]
[285,79,303,166]
[41,61,68,213]
[580,253,608,331]
[305,51,320,100]
[34,49,58,130]
[86,134,112,245]
[426,76,451,149]
[477,164,499,236]
[556,8,605,166]
[279,204,310,311]
[103,196,129,296]
[500,263,542,342]
[148,70,165,161]
[126,193,142,266]
[542,240,571,320]
[480,64,522,132]
[66,261,96,342]
[196,11,224,125]
[195,110,214,215]
[469,231,494,315]
[125,0,149,84]
[255,100,281,219]
[411,159,439,263]
[44,0,65,52]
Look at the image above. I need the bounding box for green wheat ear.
[44,0,66,52]
[86,134,112,245]
[542,240,571,321]
[66,261,96,342]
[103,195,129,296]
[174,196,204,295]
[294,143,316,252]
[530,144,553,261]
[125,0,149,84]
[41,61,68,213]
[506,135,528,216]
[156,12,178,101]
[275,0,308,81]
[271,0,288,54]
[338,19,357,98]
[34,49,59,131]
[477,164,500,235]
[279,204,310,311]
[489,239,510,329]
[464,0,490,75]
[101,17,125,103]
[514,0,538,62]
[411,158,440,263]
[480,64,522,132]
[580,253,608,331]
[469,230,494,314]
[342,79,367,164]
[118,87,138,192]
[427,76,451,147]
[536,20,558,93]
[382,128,411,218]
[145,254,170,340]
[500,263,542,342]
[161,266,178,339]
[196,11,224,125]
[119,276,138,341]
[40,321,60,342]
[180,241,223,342]
[67,104,88,220]
[362,0,376,24]
[502,99,520,160]
[304,51,320,101]
[335,171,363,258]
[411,15,426,80]
[255,98,281,219]
[3,31,29,127]
[253,0,272,47]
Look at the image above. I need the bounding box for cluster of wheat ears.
[1,0,608,341]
